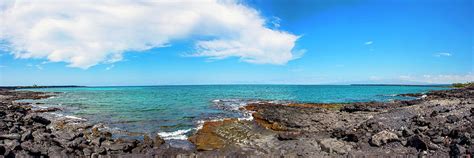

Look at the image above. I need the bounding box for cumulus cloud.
[0,0,300,69]
[364,41,373,45]
[434,52,452,57]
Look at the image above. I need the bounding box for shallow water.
[22,85,447,139]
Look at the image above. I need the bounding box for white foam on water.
[64,115,87,120]
[50,112,86,121]
[157,129,193,140]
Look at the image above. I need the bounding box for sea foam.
[158,129,193,140]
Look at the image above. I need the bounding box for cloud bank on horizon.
[0,0,300,69]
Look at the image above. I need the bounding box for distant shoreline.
[0,85,86,90]
[349,84,451,87]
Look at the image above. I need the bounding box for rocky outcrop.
[370,130,399,146]
[0,89,180,157]
[2,86,473,157]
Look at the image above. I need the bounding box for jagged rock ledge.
[189,86,473,157]
[0,89,196,157]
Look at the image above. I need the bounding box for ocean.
[21,85,447,140]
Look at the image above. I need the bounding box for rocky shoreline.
[0,86,473,157]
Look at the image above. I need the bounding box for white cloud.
[399,74,474,84]
[364,41,373,45]
[0,0,300,69]
[434,52,452,57]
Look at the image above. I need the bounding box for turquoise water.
[23,85,447,139]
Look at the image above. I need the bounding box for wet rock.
[370,130,399,147]
[167,139,196,151]
[0,133,21,140]
[319,138,352,154]
[188,119,234,151]
[446,115,460,123]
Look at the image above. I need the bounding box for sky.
[0,0,473,86]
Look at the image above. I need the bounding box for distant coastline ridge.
[350,84,450,87]
[0,85,85,89]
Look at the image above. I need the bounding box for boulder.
[446,115,460,123]
[20,141,41,155]
[143,135,153,147]
[54,131,79,141]
[3,139,20,150]
[406,135,429,151]
[154,135,165,147]
[31,115,51,125]
[91,137,103,146]
[370,130,399,147]
[94,146,106,155]
[319,138,352,154]
[449,144,466,157]
[83,148,92,156]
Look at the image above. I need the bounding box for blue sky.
[0,0,472,86]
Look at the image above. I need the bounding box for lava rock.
[277,131,301,141]
[21,130,33,141]
[0,133,21,140]
[319,138,352,154]
[31,115,51,125]
[370,130,399,147]
[446,115,460,123]
[154,135,165,147]
[406,135,428,151]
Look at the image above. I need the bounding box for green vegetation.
[452,82,474,88]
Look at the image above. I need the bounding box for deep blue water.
[23,85,447,139]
